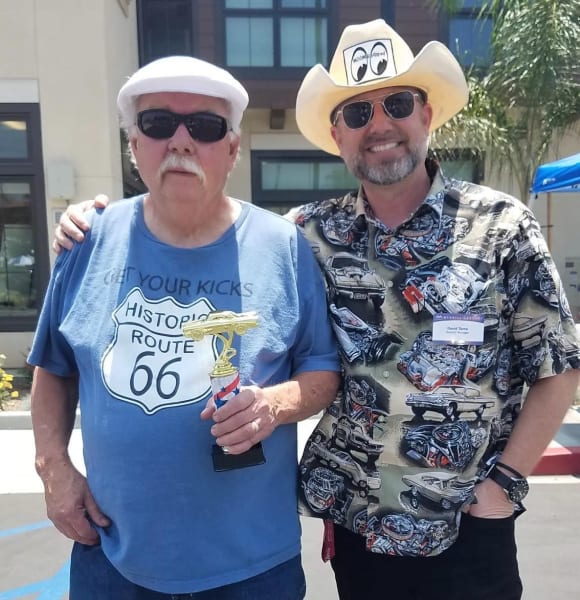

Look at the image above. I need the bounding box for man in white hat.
[29,55,339,599]
[53,19,580,600]
[291,18,579,600]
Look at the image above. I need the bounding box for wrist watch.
[487,461,529,503]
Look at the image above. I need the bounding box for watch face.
[508,479,529,503]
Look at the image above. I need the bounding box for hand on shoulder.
[53,194,111,253]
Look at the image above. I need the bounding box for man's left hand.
[200,385,276,454]
[463,478,515,518]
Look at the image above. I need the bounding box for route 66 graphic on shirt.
[102,288,218,414]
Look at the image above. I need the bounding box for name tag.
[432,313,485,345]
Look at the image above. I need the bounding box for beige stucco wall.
[0,0,138,365]
[0,1,38,79]
[34,0,138,238]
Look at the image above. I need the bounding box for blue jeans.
[70,542,306,600]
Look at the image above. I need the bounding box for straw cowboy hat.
[296,19,469,155]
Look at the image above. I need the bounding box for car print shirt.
[289,159,580,557]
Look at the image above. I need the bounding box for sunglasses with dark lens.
[334,90,422,129]
[137,109,230,143]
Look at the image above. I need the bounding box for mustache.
[157,154,206,185]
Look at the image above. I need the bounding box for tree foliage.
[430,0,580,202]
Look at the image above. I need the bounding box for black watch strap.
[488,467,512,489]
[495,461,525,479]
[488,461,529,503]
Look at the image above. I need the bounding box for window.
[0,120,28,159]
[120,132,146,198]
[251,151,357,214]
[432,149,484,184]
[224,0,329,75]
[448,0,492,69]
[137,0,194,65]
[381,0,395,24]
[0,182,35,311]
[0,105,49,330]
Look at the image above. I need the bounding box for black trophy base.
[212,442,266,472]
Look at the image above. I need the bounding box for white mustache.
[158,154,206,185]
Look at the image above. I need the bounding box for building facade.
[0,0,578,366]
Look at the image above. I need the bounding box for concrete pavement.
[2,482,580,599]
[1,411,580,599]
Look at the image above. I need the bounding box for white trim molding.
[0,79,39,103]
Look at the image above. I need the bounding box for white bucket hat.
[117,56,249,130]
[296,19,469,155]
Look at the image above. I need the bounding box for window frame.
[219,0,334,79]
[431,148,485,184]
[0,103,49,332]
[137,0,197,66]
[0,111,36,165]
[445,0,493,71]
[381,0,396,24]
[253,149,485,214]
[251,150,357,212]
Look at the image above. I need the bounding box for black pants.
[331,514,523,600]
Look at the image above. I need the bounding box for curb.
[0,410,80,430]
[532,443,580,476]
[532,420,580,476]
[0,411,33,430]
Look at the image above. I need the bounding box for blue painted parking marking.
[0,520,52,539]
[0,521,69,600]
[0,561,69,599]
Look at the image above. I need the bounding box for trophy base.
[212,442,266,472]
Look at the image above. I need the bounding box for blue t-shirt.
[29,197,339,593]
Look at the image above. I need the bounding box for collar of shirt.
[356,160,447,234]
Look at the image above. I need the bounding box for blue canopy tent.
[530,152,580,248]
[531,152,580,194]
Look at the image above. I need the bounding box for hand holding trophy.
[182,310,266,471]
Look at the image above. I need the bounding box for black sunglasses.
[333,90,423,129]
[136,109,230,143]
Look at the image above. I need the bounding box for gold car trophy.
[182,311,266,472]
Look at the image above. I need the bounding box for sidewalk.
[1,405,579,479]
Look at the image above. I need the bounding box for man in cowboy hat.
[29,55,340,599]
[291,18,579,600]
[53,19,579,600]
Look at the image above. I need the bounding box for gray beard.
[347,150,420,186]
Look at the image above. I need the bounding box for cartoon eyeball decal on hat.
[370,42,388,76]
[344,39,397,85]
[351,47,368,82]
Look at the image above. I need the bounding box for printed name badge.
[432,313,485,345]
